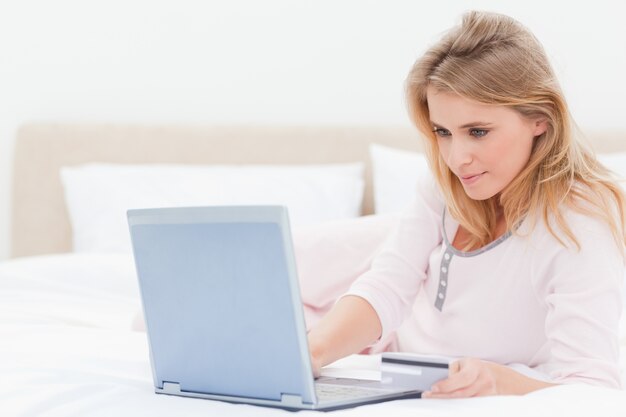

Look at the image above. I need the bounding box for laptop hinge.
[162,381,182,394]
[280,393,304,407]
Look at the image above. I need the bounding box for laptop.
[127,205,423,411]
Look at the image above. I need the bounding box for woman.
[307,11,625,398]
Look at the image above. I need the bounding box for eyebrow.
[431,120,494,129]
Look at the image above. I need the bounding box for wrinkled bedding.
[1,253,625,417]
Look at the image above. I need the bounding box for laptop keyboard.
[315,383,393,402]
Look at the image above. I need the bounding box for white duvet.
[1,253,625,417]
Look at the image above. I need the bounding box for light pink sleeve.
[343,175,444,340]
[531,212,624,388]
[293,214,400,329]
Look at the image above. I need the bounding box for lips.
[459,172,486,185]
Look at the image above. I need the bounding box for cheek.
[510,136,535,164]
[492,135,534,172]
[436,139,451,163]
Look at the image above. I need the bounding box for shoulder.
[524,181,623,253]
[413,171,446,216]
[529,203,621,259]
[380,172,445,250]
[527,201,624,293]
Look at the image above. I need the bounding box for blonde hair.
[406,10,626,252]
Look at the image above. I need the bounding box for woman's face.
[426,87,547,201]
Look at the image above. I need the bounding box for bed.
[2,123,626,416]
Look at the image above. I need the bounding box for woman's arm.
[307,176,443,376]
[307,295,382,376]
[531,212,623,388]
[307,177,443,375]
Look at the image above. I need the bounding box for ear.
[533,118,548,137]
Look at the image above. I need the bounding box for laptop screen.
[128,206,316,403]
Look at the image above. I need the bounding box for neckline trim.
[442,209,512,257]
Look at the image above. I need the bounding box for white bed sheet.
[1,253,626,417]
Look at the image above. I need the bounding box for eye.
[432,127,451,138]
[470,128,489,138]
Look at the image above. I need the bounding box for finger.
[310,358,321,378]
[428,359,460,396]
[430,367,499,399]
[431,373,475,395]
[431,359,478,393]
[448,359,461,375]
[423,383,482,399]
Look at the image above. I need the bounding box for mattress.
[1,253,625,417]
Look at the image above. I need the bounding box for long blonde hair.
[406,10,626,252]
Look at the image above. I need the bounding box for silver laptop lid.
[128,206,316,405]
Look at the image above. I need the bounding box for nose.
[443,137,473,169]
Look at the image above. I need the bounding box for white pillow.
[60,163,365,253]
[369,144,429,214]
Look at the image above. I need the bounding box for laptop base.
[157,383,422,412]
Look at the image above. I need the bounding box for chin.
[462,187,497,201]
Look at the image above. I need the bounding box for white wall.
[0,0,625,259]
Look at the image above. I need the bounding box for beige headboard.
[11,123,426,258]
[11,123,626,258]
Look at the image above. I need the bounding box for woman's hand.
[310,352,322,378]
[422,358,556,398]
[306,296,383,379]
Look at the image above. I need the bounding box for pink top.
[346,175,624,388]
